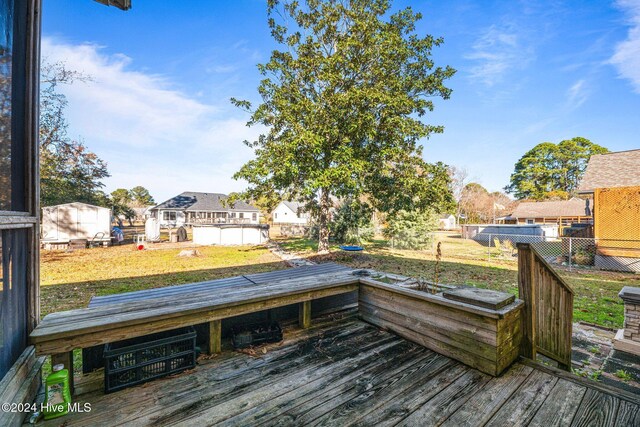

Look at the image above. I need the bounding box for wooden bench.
[29,264,358,389]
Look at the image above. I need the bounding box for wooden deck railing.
[517,243,574,370]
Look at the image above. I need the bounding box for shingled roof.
[94,0,131,10]
[281,201,306,213]
[151,192,259,212]
[578,149,640,193]
[510,197,592,219]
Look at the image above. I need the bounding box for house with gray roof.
[508,197,592,226]
[272,201,311,225]
[150,192,261,227]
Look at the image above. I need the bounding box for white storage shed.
[41,202,111,245]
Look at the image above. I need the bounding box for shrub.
[330,200,374,244]
[384,209,439,250]
[572,245,596,266]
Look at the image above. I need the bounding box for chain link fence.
[381,229,640,275]
[463,233,640,274]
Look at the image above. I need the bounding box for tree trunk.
[317,188,330,253]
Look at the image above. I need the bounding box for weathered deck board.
[89,276,254,306]
[527,379,587,427]
[397,369,491,426]
[244,263,352,284]
[221,341,434,426]
[616,400,640,427]
[353,363,469,427]
[484,369,558,427]
[169,341,435,426]
[440,363,534,427]
[39,316,640,427]
[286,353,453,427]
[570,389,620,427]
[88,263,351,307]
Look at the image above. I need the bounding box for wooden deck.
[41,313,640,427]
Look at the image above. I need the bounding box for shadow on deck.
[41,312,640,427]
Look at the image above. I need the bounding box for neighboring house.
[272,201,310,225]
[150,192,261,227]
[507,198,592,226]
[438,214,457,230]
[41,202,112,245]
[132,206,153,222]
[578,149,640,272]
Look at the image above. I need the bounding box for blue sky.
[42,0,640,203]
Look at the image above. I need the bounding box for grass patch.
[40,244,286,316]
[276,237,320,253]
[615,369,634,382]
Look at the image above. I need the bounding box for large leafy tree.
[40,62,110,206]
[458,182,512,224]
[505,137,608,200]
[129,186,155,207]
[109,188,135,226]
[110,188,132,206]
[232,0,456,252]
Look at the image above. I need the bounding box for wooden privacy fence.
[517,243,574,370]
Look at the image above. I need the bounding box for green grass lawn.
[40,244,286,317]
[277,235,640,329]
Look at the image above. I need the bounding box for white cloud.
[466,24,534,87]
[566,79,589,110]
[610,0,640,93]
[41,38,263,201]
[207,65,238,73]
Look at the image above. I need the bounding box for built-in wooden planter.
[358,278,524,376]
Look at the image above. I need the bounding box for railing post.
[568,237,572,272]
[517,243,536,360]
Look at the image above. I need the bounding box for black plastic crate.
[104,327,196,393]
[231,321,283,349]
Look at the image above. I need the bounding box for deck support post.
[51,351,74,395]
[208,319,222,354]
[299,301,311,329]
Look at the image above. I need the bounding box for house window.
[163,211,177,221]
[274,213,277,219]
[526,219,534,224]
[252,213,257,221]
[239,213,244,219]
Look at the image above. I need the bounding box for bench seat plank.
[30,269,358,355]
[87,263,350,307]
